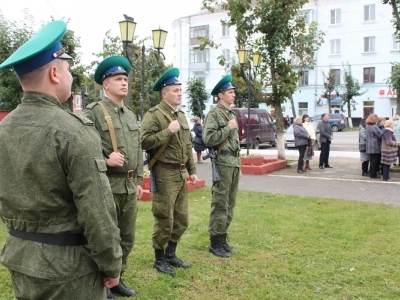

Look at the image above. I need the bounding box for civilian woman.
[302,114,315,170]
[359,118,369,176]
[293,116,310,174]
[192,117,206,164]
[366,114,382,179]
[381,120,400,181]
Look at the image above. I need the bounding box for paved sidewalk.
[194,151,400,205]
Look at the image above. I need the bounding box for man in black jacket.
[317,113,333,169]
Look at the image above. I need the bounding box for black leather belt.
[9,230,87,246]
[106,170,135,178]
[220,150,240,157]
[155,161,186,171]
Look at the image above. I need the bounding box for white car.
[187,118,196,139]
[284,121,321,150]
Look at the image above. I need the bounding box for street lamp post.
[119,16,167,120]
[238,50,262,155]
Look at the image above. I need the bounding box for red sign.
[379,89,397,96]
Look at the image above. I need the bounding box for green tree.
[383,0,400,40]
[202,0,324,159]
[386,62,400,115]
[339,63,366,127]
[186,77,209,117]
[321,67,338,113]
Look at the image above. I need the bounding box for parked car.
[310,113,347,132]
[187,117,196,139]
[231,108,276,149]
[284,121,321,150]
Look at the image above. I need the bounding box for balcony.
[189,62,209,72]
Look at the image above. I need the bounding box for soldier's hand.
[103,275,120,288]
[189,174,198,185]
[168,120,181,133]
[227,119,237,130]
[136,185,143,199]
[107,152,125,167]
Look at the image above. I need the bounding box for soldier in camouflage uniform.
[202,75,241,258]
[141,68,198,276]
[0,21,122,300]
[82,56,143,300]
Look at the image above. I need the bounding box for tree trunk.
[347,99,353,128]
[327,99,331,114]
[290,95,296,118]
[270,64,285,160]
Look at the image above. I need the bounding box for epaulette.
[178,109,185,115]
[85,102,99,110]
[68,112,93,126]
[125,105,133,112]
[148,106,159,112]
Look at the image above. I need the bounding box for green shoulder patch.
[68,112,93,126]
[85,102,99,110]
[148,106,159,112]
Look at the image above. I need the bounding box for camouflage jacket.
[141,100,196,175]
[0,92,122,279]
[83,97,143,193]
[203,103,241,168]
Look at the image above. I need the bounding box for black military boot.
[221,233,239,253]
[209,235,230,258]
[106,288,115,300]
[153,249,175,276]
[110,273,136,297]
[165,241,191,268]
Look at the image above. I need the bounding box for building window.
[364,36,375,52]
[363,101,374,118]
[222,24,230,36]
[330,9,341,25]
[222,49,230,61]
[363,67,375,83]
[330,69,341,85]
[393,35,400,50]
[330,39,341,55]
[299,9,314,24]
[190,48,210,63]
[299,71,309,86]
[298,102,308,116]
[190,25,209,39]
[364,4,376,21]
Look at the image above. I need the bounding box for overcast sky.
[1,0,203,67]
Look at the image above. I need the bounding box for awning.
[330,97,342,104]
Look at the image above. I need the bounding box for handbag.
[307,145,314,156]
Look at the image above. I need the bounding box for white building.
[172,1,400,123]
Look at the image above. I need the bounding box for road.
[256,131,359,152]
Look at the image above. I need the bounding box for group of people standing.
[359,114,400,181]
[0,20,241,300]
[294,113,334,174]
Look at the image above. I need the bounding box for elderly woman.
[393,115,400,166]
[359,118,370,176]
[381,120,400,181]
[192,116,206,163]
[366,114,382,179]
[302,114,316,170]
[293,116,310,174]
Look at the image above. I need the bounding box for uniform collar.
[21,92,65,109]
[103,96,125,113]
[160,100,179,114]
[217,103,232,112]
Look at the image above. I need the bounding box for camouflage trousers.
[152,167,189,249]
[10,270,104,300]
[209,165,240,236]
[114,193,137,272]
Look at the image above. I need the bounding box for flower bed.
[241,158,287,175]
[139,176,206,201]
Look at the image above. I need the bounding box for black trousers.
[319,142,330,167]
[297,145,307,171]
[369,153,380,178]
[362,161,369,173]
[382,164,390,180]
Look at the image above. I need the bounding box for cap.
[152,68,181,91]
[211,75,235,96]
[0,20,71,75]
[94,56,131,85]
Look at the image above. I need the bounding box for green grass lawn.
[1,188,400,299]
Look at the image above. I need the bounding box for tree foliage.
[339,63,366,121]
[186,77,209,118]
[0,12,85,110]
[321,67,339,112]
[386,62,400,115]
[202,0,324,159]
[383,0,400,40]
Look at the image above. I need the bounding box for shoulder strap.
[147,105,174,169]
[216,107,231,156]
[98,102,118,153]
